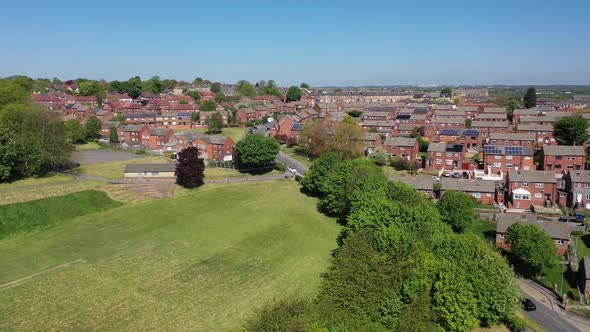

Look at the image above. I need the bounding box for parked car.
[522,298,536,311]
[559,212,585,223]
[432,176,440,181]
[442,171,451,177]
[462,171,469,179]
[452,172,460,178]
[286,166,297,174]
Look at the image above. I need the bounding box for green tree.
[347,110,362,117]
[553,116,589,145]
[109,127,119,143]
[186,90,201,103]
[0,126,18,181]
[113,114,126,124]
[215,92,228,103]
[126,76,143,99]
[211,82,222,94]
[64,119,86,143]
[84,116,102,141]
[286,86,303,102]
[263,80,282,97]
[299,120,330,158]
[0,80,29,109]
[432,265,480,331]
[506,99,520,119]
[175,146,205,188]
[143,76,164,94]
[370,150,389,166]
[300,82,310,89]
[523,87,537,108]
[79,81,102,96]
[235,134,280,170]
[437,190,475,232]
[193,77,204,85]
[440,88,452,98]
[301,151,344,196]
[205,112,224,134]
[505,223,559,275]
[200,100,216,113]
[238,81,257,97]
[327,123,365,160]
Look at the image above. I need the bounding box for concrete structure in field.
[124,163,176,178]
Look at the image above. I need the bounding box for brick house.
[392,123,419,137]
[194,135,235,161]
[361,132,383,156]
[430,117,466,132]
[563,170,590,210]
[313,103,340,116]
[580,257,590,297]
[147,128,177,150]
[482,145,535,177]
[506,170,557,209]
[395,176,434,198]
[473,113,509,122]
[488,132,535,147]
[541,145,586,174]
[495,214,570,255]
[470,121,511,138]
[440,178,496,204]
[360,120,396,135]
[236,108,257,123]
[515,124,556,147]
[512,109,539,124]
[383,137,420,164]
[99,121,124,143]
[455,106,478,119]
[438,128,481,149]
[122,124,149,147]
[425,143,465,170]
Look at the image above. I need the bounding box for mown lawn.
[175,127,249,143]
[0,190,122,239]
[73,155,171,179]
[0,173,75,190]
[74,142,101,151]
[204,167,280,180]
[0,181,341,331]
[281,146,313,166]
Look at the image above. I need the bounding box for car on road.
[522,298,536,311]
[286,166,297,174]
[559,212,585,223]
[442,171,451,177]
[462,171,469,179]
[432,176,440,181]
[452,172,460,178]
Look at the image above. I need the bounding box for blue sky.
[1,0,589,86]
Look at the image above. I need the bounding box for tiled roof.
[542,145,586,156]
[508,170,556,183]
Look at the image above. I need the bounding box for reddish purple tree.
[175,146,205,188]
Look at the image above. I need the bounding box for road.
[276,151,309,176]
[520,281,583,332]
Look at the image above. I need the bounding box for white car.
[287,166,297,174]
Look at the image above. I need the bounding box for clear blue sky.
[1,0,589,86]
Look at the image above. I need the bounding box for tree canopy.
[553,116,589,146]
[437,190,476,232]
[64,119,86,143]
[300,82,310,89]
[200,100,216,113]
[235,134,280,170]
[175,146,205,188]
[505,223,559,276]
[286,86,303,102]
[205,112,224,134]
[237,81,257,98]
[84,116,102,141]
[523,87,537,108]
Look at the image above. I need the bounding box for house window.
[506,163,513,168]
[495,155,501,160]
[586,194,590,200]
[500,234,505,239]
[486,193,492,197]
[446,160,452,165]
[493,162,501,168]
[556,156,563,160]
[506,155,513,160]
[557,240,564,245]
[436,159,442,165]
[513,193,531,200]
[535,183,544,188]
[473,192,482,198]
[535,193,542,199]
[568,156,575,160]
[522,182,529,187]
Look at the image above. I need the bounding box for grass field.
[464,219,497,242]
[0,173,75,190]
[0,190,122,239]
[204,167,279,180]
[73,155,171,179]
[176,127,249,143]
[280,146,313,166]
[0,181,341,331]
[74,142,101,151]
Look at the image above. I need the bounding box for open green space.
[73,155,170,179]
[0,190,122,239]
[175,127,249,143]
[204,167,279,180]
[280,146,313,166]
[74,142,102,151]
[0,173,75,191]
[0,181,340,331]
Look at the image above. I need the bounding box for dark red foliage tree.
[175,146,205,188]
[286,135,298,147]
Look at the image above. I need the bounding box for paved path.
[519,279,589,332]
[276,151,309,176]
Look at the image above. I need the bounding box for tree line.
[246,152,525,331]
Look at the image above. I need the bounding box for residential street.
[519,279,588,332]
[276,151,309,176]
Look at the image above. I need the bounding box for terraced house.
[383,137,420,165]
[541,145,586,174]
[506,170,557,210]
[425,142,465,170]
[482,145,535,177]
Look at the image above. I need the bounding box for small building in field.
[123,163,176,178]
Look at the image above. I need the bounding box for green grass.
[73,155,170,179]
[0,174,75,190]
[0,181,341,331]
[536,263,573,298]
[280,146,313,166]
[74,142,101,151]
[0,190,123,239]
[175,127,249,143]
[464,220,497,241]
[0,180,105,206]
[204,167,279,180]
[573,234,590,259]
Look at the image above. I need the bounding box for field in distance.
[0,181,340,331]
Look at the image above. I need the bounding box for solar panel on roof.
[484,145,502,154]
[505,146,523,155]
[440,129,458,135]
[292,123,302,131]
[463,129,479,137]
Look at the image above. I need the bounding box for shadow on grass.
[483,230,496,241]
[581,234,590,248]
[237,167,275,176]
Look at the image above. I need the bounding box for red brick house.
[147,128,177,150]
[455,106,478,119]
[383,137,420,164]
[425,143,465,170]
[506,170,557,210]
[473,113,509,122]
[515,124,556,147]
[482,145,535,176]
[541,145,586,174]
[236,108,257,123]
[361,132,383,156]
[580,257,590,297]
[512,109,539,124]
[194,135,235,161]
[488,132,535,147]
[396,176,434,198]
[440,178,496,204]
[430,117,466,132]
[360,120,396,136]
[122,124,149,147]
[563,170,590,210]
[438,129,481,149]
[99,121,124,143]
[495,214,570,255]
[470,121,511,138]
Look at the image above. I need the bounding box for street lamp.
[559,256,565,300]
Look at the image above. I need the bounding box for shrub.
[135,149,146,155]
[275,162,286,172]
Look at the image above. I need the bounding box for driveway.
[71,150,147,165]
